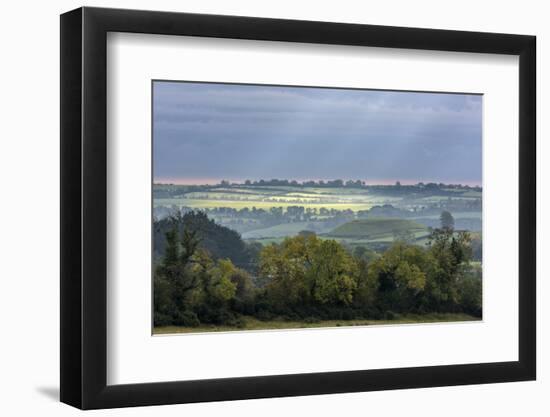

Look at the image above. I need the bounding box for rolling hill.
[327,218,428,240]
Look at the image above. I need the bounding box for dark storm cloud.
[153,81,482,185]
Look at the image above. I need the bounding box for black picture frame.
[60,6,536,410]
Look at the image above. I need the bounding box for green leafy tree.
[260,235,359,307]
[206,259,238,304]
[367,242,431,312]
[259,235,313,306]
[457,275,482,316]
[425,228,473,311]
[353,258,378,307]
[306,239,358,305]
[153,210,482,328]
[153,219,204,326]
[352,245,377,263]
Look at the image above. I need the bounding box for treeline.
[239,178,365,188]
[229,179,481,191]
[154,212,482,328]
[153,180,481,197]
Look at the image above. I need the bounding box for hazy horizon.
[153,177,482,187]
[153,81,482,185]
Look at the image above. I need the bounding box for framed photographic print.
[60,6,536,409]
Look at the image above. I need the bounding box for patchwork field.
[328,218,427,238]
[154,197,376,212]
[242,221,334,239]
[154,185,402,211]
[154,182,482,247]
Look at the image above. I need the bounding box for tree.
[153,210,482,328]
[367,242,431,312]
[353,257,378,307]
[205,259,238,304]
[306,239,358,305]
[353,246,367,259]
[259,236,312,306]
[457,275,482,316]
[440,210,455,230]
[352,245,377,263]
[229,267,255,301]
[153,219,204,327]
[425,227,473,311]
[260,235,359,307]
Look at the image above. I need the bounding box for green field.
[154,197,376,212]
[331,231,431,246]
[154,183,482,246]
[154,313,480,334]
[245,237,286,246]
[328,218,427,238]
[410,211,482,220]
[154,184,404,212]
[242,222,331,239]
[242,218,430,243]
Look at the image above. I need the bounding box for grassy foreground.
[154,313,480,335]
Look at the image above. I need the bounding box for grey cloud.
[153,81,482,184]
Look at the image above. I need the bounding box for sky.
[153,81,482,186]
